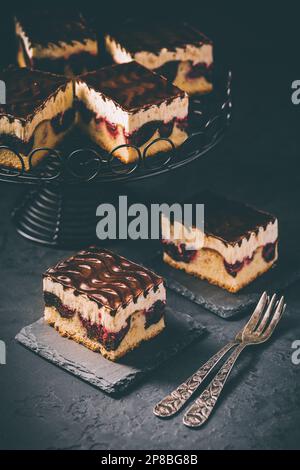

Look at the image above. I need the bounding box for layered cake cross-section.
[15,10,98,76]
[105,21,213,95]
[43,247,166,361]
[0,67,75,170]
[161,192,278,293]
[75,61,189,162]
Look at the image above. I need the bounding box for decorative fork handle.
[153,341,238,418]
[183,343,247,427]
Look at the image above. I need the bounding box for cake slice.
[105,21,213,95]
[75,61,189,163]
[161,192,278,293]
[43,247,166,361]
[0,67,75,170]
[15,10,98,77]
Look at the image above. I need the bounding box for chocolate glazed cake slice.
[0,67,75,170]
[75,61,189,163]
[105,21,213,95]
[43,247,166,361]
[15,10,98,77]
[161,192,278,293]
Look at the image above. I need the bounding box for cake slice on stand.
[105,21,213,95]
[15,10,98,76]
[0,66,75,170]
[75,61,189,162]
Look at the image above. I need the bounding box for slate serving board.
[148,248,300,319]
[15,308,205,396]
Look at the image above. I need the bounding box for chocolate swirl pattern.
[186,191,277,245]
[16,10,96,48]
[108,21,212,55]
[79,61,185,111]
[44,247,164,314]
[0,67,68,120]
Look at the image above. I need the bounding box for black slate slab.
[149,249,300,318]
[15,308,205,396]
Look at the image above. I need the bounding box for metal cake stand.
[0,69,232,248]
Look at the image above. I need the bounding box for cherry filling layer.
[44,291,165,351]
[0,111,74,156]
[95,116,119,138]
[262,242,277,263]
[127,118,187,147]
[76,100,94,124]
[44,291,76,319]
[80,316,131,351]
[162,240,197,263]
[154,61,213,83]
[185,62,213,80]
[225,242,277,277]
[51,108,75,134]
[163,240,278,278]
[78,102,188,147]
[224,256,254,278]
[144,300,166,329]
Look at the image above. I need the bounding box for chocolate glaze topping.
[107,20,212,56]
[184,191,277,246]
[44,247,164,315]
[16,10,96,48]
[0,66,69,121]
[78,61,185,112]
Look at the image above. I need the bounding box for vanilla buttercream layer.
[161,214,278,264]
[163,245,278,293]
[105,36,213,70]
[0,81,74,141]
[43,277,166,332]
[16,20,97,60]
[75,80,188,133]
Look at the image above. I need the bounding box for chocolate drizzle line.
[182,191,277,246]
[0,66,69,121]
[77,61,186,112]
[15,11,96,48]
[43,247,164,316]
[107,20,212,56]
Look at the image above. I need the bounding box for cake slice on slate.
[105,20,213,95]
[75,61,189,162]
[0,67,75,170]
[161,192,278,293]
[43,247,166,361]
[15,10,98,76]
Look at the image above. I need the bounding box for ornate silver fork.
[182,293,286,427]
[153,292,284,419]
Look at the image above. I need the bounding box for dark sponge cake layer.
[77,61,186,112]
[0,66,69,121]
[43,246,164,314]
[107,20,212,55]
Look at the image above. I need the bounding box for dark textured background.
[1,0,300,450]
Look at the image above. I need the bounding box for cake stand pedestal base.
[12,184,108,248]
